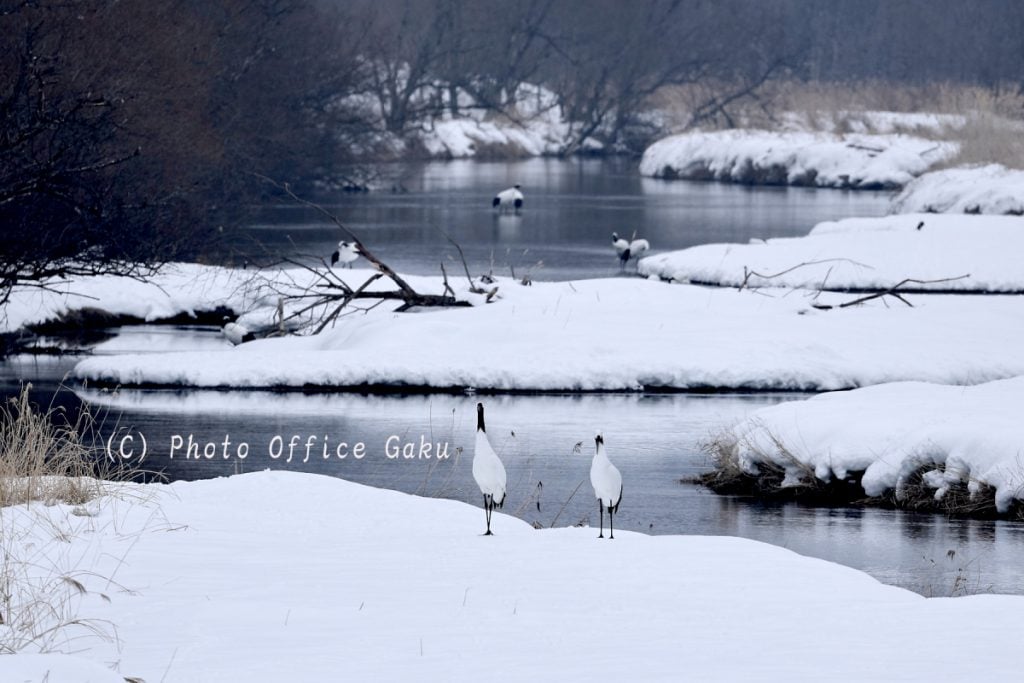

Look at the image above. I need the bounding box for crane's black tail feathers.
[610,485,623,513]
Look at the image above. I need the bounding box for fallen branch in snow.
[810,274,971,310]
[247,177,472,337]
[845,142,884,154]
[738,258,873,291]
[435,225,490,295]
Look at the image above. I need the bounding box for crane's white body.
[493,185,524,212]
[331,241,359,268]
[590,435,622,538]
[473,430,507,502]
[591,440,622,509]
[222,321,251,345]
[612,233,631,267]
[628,238,650,261]
[472,403,507,534]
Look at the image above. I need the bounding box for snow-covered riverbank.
[639,130,956,189]
[3,471,1023,682]
[70,267,1024,392]
[891,164,1024,215]
[712,376,1024,515]
[639,213,1024,292]
[0,264,258,334]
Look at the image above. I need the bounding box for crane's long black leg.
[610,508,615,540]
[484,495,493,535]
[598,500,604,539]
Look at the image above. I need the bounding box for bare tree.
[0,0,377,307]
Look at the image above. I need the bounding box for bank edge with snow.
[890,164,1024,215]
[705,377,1024,518]
[73,276,1024,393]
[639,129,956,189]
[638,213,1024,292]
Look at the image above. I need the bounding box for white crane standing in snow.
[611,232,650,270]
[331,240,360,268]
[492,184,524,213]
[590,434,623,539]
[472,402,507,535]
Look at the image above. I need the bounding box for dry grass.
[0,384,108,507]
[941,111,1024,169]
[895,462,1014,520]
[654,79,1024,169]
[697,425,1024,521]
[0,384,149,657]
[697,427,865,504]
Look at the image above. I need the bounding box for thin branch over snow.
[811,274,971,310]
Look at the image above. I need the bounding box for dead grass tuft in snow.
[0,384,156,660]
[895,462,1019,520]
[696,428,865,505]
[0,384,108,508]
[697,426,1024,521]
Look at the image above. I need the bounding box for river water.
[7,159,1023,596]
[239,157,890,280]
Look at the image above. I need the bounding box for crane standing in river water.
[493,184,524,213]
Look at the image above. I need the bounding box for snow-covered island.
[638,129,957,189]
[638,213,1024,292]
[55,262,1024,392]
[3,471,1024,682]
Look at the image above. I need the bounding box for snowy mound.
[3,471,1023,680]
[891,164,1024,215]
[639,214,1024,292]
[415,84,602,158]
[1,263,258,333]
[74,275,1024,392]
[639,130,957,189]
[420,117,561,157]
[724,377,1024,513]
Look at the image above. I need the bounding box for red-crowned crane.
[628,237,650,263]
[472,402,507,535]
[612,233,631,269]
[331,241,360,268]
[493,184,524,213]
[590,434,622,539]
[611,233,650,270]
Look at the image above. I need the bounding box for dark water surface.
[239,157,891,280]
